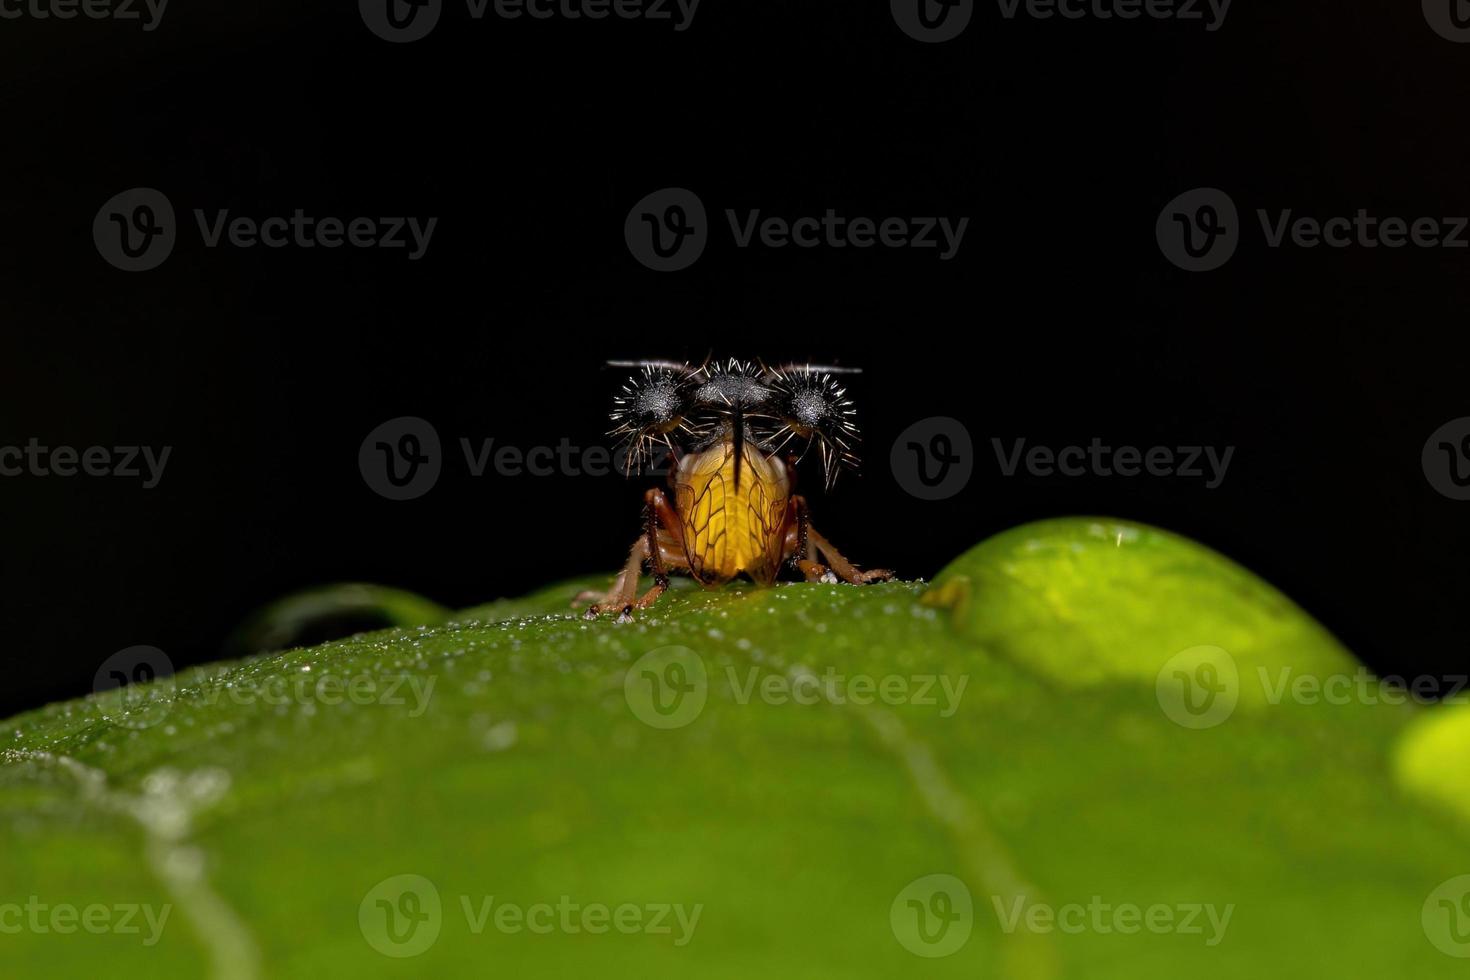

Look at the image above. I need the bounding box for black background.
[2,0,1466,719]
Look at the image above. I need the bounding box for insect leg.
[789,495,894,585]
[577,537,650,618]
[782,496,831,582]
[630,488,684,610]
[578,488,688,618]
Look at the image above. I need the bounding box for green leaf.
[2,517,1467,978]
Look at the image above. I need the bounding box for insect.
[577,358,894,618]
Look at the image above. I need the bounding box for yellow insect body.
[675,439,791,585]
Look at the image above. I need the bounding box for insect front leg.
[576,488,688,619]
[785,495,893,585]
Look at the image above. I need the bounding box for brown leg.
[641,487,684,592]
[577,489,688,618]
[779,499,817,581]
[786,495,893,585]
